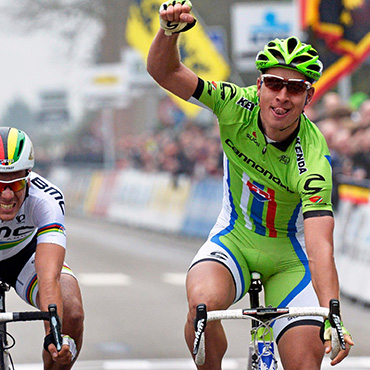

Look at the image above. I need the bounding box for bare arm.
[147,2,198,100]
[35,243,65,320]
[304,216,339,307]
[36,243,73,364]
[304,216,354,364]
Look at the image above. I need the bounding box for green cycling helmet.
[255,36,323,82]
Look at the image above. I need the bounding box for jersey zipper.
[262,135,268,158]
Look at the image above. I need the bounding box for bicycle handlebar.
[0,304,63,352]
[194,301,346,366]
[206,306,330,322]
[0,311,49,323]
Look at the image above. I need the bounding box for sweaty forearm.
[147,29,198,100]
[304,216,340,307]
[38,278,64,317]
[147,30,181,85]
[309,254,340,307]
[37,278,64,338]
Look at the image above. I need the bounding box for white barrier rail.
[50,168,370,304]
[334,178,370,305]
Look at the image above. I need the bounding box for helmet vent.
[292,55,312,64]
[17,139,25,158]
[308,49,318,57]
[257,54,269,61]
[307,64,322,72]
[287,37,299,53]
[270,49,283,60]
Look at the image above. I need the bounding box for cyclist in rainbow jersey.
[0,127,84,369]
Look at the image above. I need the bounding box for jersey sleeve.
[30,174,67,248]
[35,200,66,248]
[192,78,258,121]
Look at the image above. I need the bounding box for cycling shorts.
[0,235,76,308]
[189,224,323,343]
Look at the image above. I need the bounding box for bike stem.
[248,272,263,329]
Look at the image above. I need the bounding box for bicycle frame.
[247,272,275,370]
[0,280,62,370]
[0,282,11,370]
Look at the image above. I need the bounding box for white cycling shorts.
[15,252,77,308]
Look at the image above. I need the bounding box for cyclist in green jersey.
[147,2,354,369]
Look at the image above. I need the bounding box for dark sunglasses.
[0,175,29,193]
[261,74,312,95]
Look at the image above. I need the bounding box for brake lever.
[48,304,63,352]
[193,303,207,355]
[329,299,346,351]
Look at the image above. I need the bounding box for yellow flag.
[126,0,230,118]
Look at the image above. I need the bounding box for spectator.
[314,94,370,180]
[76,91,368,183]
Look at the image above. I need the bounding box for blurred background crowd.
[308,93,370,182]
[1,1,369,194]
[104,91,370,184]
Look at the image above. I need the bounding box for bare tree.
[0,0,131,63]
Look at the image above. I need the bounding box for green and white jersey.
[192,79,333,238]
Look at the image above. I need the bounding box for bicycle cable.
[0,329,15,370]
[250,319,279,368]
[0,330,16,351]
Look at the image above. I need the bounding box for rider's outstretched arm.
[36,243,78,365]
[147,1,198,100]
[304,216,354,365]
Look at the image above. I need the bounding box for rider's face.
[0,171,29,221]
[257,67,315,139]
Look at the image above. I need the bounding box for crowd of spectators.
[307,92,370,182]
[115,92,370,184]
[116,118,224,181]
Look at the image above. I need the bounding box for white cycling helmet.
[0,127,34,172]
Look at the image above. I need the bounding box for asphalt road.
[5,216,370,369]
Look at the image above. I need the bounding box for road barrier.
[334,176,370,305]
[50,168,370,303]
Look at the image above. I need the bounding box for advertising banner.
[231,2,301,71]
[334,181,370,304]
[126,0,230,118]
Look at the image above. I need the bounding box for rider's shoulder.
[28,172,64,199]
[299,115,328,145]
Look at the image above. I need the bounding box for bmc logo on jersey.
[247,181,271,202]
[31,176,65,215]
